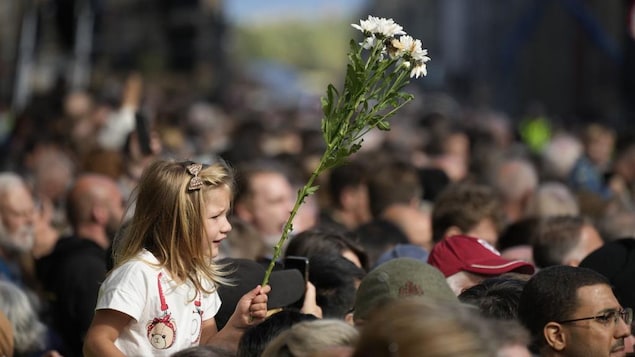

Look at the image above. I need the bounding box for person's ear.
[443,226,463,238]
[544,322,567,352]
[233,202,253,222]
[92,204,109,225]
[344,311,355,326]
[408,196,421,209]
[563,248,583,267]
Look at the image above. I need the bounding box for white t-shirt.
[96,249,221,356]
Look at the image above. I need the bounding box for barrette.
[186,163,203,191]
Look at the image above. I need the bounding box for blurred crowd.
[1,68,635,357]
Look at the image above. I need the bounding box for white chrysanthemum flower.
[396,36,419,56]
[386,38,405,59]
[396,36,413,54]
[410,63,427,78]
[352,16,376,34]
[412,48,431,65]
[360,36,376,50]
[352,15,405,38]
[374,17,405,38]
[412,52,431,78]
[396,35,430,78]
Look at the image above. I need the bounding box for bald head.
[66,174,124,229]
[0,173,26,195]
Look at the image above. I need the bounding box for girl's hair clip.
[186,163,204,191]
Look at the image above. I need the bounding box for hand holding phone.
[284,256,310,309]
[300,281,323,318]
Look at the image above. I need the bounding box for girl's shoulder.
[107,249,162,281]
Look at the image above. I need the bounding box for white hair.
[0,281,47,354]
[0,172,26,196]
[541,133,583,180]
[493,158,538,201]
[262,319,359,357]
[525,182,579,218]
[0,172,35,253]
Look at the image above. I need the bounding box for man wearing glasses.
[518,265,632,357]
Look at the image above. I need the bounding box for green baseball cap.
[353,258,457,322]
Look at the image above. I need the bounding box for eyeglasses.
[558,307,633,326]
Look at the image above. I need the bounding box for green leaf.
[345,65,363,93]
[305,185,320,195]
[400,93,414,101]
[321,116,327,140]
[377,121,391,131]
[349,38,359,53]
[348,142,363,154]
[320,96,329,112]
[324,85,338,116]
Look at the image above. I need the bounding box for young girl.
[83,160,270,356]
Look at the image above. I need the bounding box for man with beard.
[518,265,632,357]
[37,173,125,357]
[0,173,37,285]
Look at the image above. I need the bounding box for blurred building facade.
[1,0,634,126]
[1,0,228,109]
[366,0,632,126]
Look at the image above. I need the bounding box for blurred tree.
[229,19,352,92]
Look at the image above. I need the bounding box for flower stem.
[260,145,332,286]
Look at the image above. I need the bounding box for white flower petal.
[410,64,428,78]
[360,37,376,50]
[374,17,405,37]
[353,16,405,38]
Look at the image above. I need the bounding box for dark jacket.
[36,236,108,357]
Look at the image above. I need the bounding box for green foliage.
[230,19,351,83]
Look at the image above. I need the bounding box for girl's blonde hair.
[113,159,234,294]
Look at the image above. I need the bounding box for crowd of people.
[0,69,635,357]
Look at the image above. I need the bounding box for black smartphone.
[135,111,153,155]
[284,256,309,309]
[284,256,309,281]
